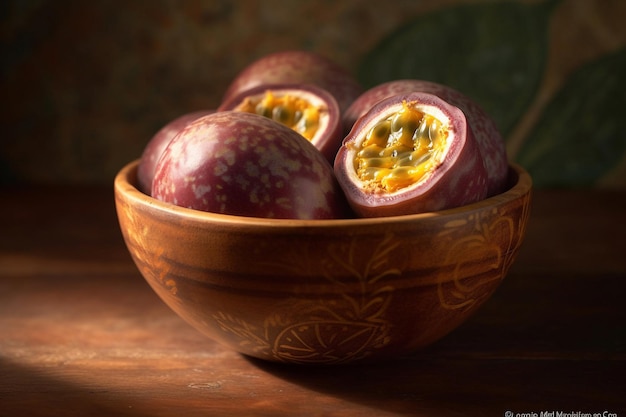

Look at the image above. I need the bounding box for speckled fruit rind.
[335,92,488,217]
[218,83,342,164]
[137,110,214,195]
[223,50,363,113]
[344,80,507,197]
[152,111,350,220]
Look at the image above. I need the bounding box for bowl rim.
[115,159,532,228]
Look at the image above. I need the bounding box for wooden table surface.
[1,185,624,417]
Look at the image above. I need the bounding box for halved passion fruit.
[219,83,342,164]
[334,92,489,217]
[222,50,363,113]
[343,79,508,197]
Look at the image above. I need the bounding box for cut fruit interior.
[220,83,346,164]
[234,90,327,141]
[351,100,449,193]
[335,92,489,217]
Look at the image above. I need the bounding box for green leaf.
[358,0,557,137]
[516,48,626,187]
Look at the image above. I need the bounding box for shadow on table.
[245,347,623,416]
[241,269,626,415]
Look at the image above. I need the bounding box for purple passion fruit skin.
[334,92,489,218]
[343,80,508,197]
[222,50,363,113]
[152,111,351,220]
[218,83,342,164]
[137,110,214,195]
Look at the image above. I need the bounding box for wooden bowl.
[114,160,532,365]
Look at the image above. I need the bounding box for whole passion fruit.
[218,83,342,164]
[344,80,507,196]
[137,110,214,194]
[223,50,363,113]
[334,92,488,217]
[152,111,350,220]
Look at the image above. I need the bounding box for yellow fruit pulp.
[354,101,448,193]
[234,91,321,140]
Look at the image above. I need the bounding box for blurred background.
[1,0,625,187]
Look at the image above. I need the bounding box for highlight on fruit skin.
[335,92,489,217]
[151,111,351,220]
[137,109,214,195]
[222,50,363,114]
[344,79,508,197]
[218,83,343,164]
